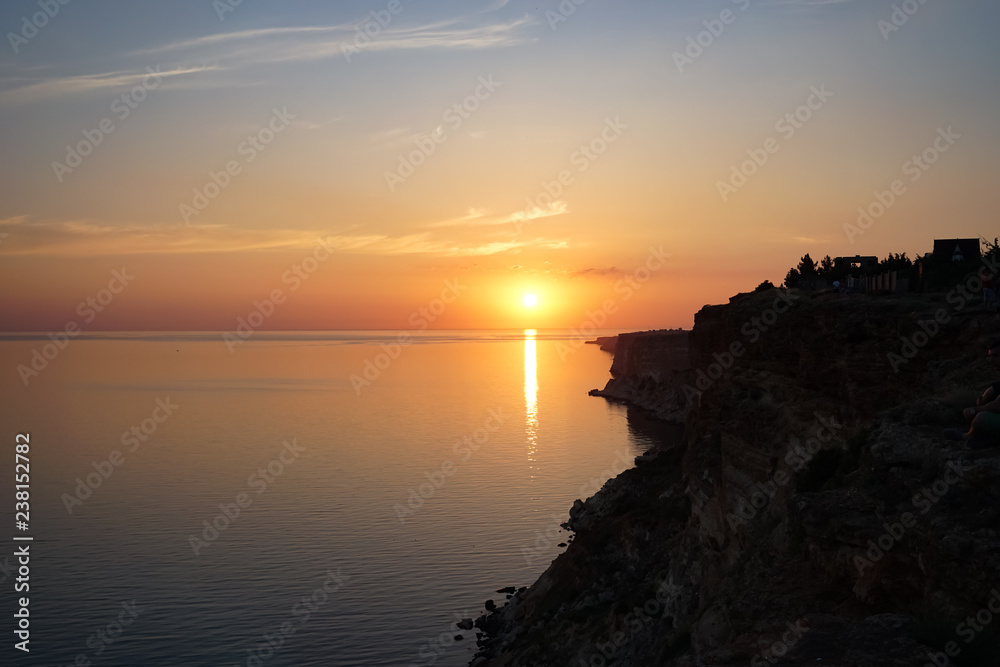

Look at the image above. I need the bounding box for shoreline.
[470,288,1000,666]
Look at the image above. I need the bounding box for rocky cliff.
[589,329,691,422]
[473,287,1000,666]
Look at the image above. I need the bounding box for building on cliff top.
[833,255,879,272]
[933,238,981,263]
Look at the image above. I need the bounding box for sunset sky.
[1,0,998,331]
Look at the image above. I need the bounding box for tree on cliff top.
[797,254,818,277]
[879,253,913,272]
[985,237,999,261]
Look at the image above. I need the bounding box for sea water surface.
[0,330,672,666]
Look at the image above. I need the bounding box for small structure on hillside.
[933,238,981,263]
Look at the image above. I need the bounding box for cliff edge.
[473,287,1000,666]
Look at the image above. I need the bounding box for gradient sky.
[1,0,998,331]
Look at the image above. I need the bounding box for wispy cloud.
[504,200,569,226]
[0,65,220,105]
[0,217,571,258]
[573,266,625,278]
[132,15,535,67]
[483,0,511,13]
[296,116,345,130]
[424,201,569,229]
[131,24,357,57]
[0,6,533,106]
[370,126,413,146]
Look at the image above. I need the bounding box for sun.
[522,293,539,308]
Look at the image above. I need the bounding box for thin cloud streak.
[0,218,571,258]
[0,11,533,107]
[132,15,536,67]
[0,65,221,105]
[424,201,569,229]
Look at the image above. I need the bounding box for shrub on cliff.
[754,280,775,292]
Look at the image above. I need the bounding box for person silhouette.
[947,382,1000,449]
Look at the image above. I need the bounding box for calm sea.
[0,330,672,666]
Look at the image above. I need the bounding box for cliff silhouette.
[473,285,1000,666]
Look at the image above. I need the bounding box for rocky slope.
[473,287,1000,666]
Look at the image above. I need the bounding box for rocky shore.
[471,287,1000,666]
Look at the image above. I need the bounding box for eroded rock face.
[590,330,692,422]
[475,289,1000,666]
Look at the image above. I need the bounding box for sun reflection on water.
[524,329,538,476]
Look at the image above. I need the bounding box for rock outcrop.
[589,329,691,422]
[585,336,620,353]
[474,287,1000,666]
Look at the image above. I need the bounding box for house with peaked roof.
[933,238,981,263]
